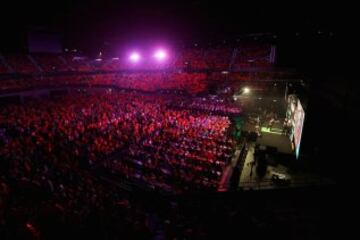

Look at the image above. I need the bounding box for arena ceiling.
[0,0,349,75]
[1,1,347,46]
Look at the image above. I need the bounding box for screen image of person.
[293,100,305,159]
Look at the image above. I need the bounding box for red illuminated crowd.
[0,70,287,94]
[0,90,328,240]
[0,91,235,237]
[173,96,242,115]
[0,45,332,240]
[0,88,240,238]
[233,43,273,68]
[32,54,70,72]
[3,54,39,74]
[0,91,235,195]
[0,72,207,94]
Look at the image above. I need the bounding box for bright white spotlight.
[243,87,250,94]
[129,52,141,62]
[154,50,167,61]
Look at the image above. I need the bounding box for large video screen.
[286,95,305,159]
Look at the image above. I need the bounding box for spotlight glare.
[154,50,167,61]
[243,87,250,94]
[129,52,141,62]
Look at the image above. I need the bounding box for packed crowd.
[172,96,242,115]
[0,91,236,237]
[205,48,233,70]
[32,54,70,72]
[0,84,335,240]
[174,49,208,69]
[0,91,234,195]
[91,59,125,71]
[0,89,239,239]
[0,70,291,95]
[0,172,333,240]
[4,54,39,74]
[0,44,272,75]
[89,73,208,93]
[0,75,86,93]
[233,44,272,69]
[0,72,208,94]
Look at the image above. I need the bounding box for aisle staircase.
[229,48,238,71]
[0,53,15,73]
[27,55,43,72]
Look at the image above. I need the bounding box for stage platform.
[256,131,293,155]
[238,142,334,190]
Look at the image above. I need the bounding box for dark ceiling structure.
[1,1,346,45]
[0,1,349,77]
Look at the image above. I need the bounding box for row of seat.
[0,44,273,74]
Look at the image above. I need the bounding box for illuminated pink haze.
[153,50,167,61]
[129,52,141,62]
